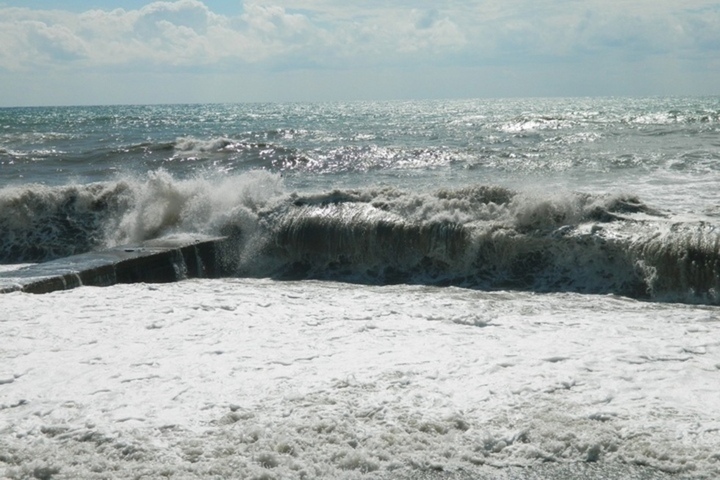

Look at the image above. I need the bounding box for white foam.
[0,263,34,273]
[174,136,242,153]
[106,169,285,246]
[1,280,718,478]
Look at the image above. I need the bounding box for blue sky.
[1,0,719,106]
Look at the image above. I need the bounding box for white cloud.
[1,0,719,104]
[0,1,471,72]
[135,0,212,34]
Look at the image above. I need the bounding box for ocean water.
[1,97,720,479]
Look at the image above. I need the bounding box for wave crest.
[2,173,718,304]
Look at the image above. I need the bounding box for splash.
[0,170,285,263]
[2,173,718,304]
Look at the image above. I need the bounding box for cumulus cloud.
[1,0,719,104]
[1,0,719,73]
[0,1,466,72]
[0,1,318,70]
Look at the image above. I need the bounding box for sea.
[1,97,719,479]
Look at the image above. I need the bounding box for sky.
[1,0,719,106]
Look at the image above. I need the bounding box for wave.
[0,171,285,263]
[0,181,132,262]
[494,108,720,138]
[2,130,472,180]
[255,187,720,305]
[499,115,576,133]
[1,171,719,304]
[626,109,720,126]
[170,136,461,173]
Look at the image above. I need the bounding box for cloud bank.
[0,0,466,71]
[1,0,719,105]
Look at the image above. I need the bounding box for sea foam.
[2,169,719,304]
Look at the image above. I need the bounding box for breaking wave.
[1,171,719,304]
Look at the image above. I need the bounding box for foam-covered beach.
[2,279,718,478]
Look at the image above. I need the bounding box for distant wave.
[1,171,719,304]
[499,115,575,133]
[626,110,720,125]
[170,136,461,173]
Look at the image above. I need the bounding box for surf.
[3,170,718,304]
